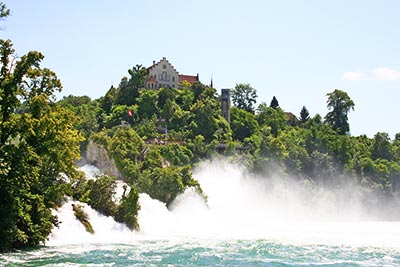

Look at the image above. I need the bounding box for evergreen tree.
[299,106,310,123]
[101,85,116,114]
[270,96,279,109]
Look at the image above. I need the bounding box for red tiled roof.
[179,74,199,84]
[147,76,157,83]
[285,112,298,121]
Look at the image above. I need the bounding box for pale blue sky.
[2,0,400,138]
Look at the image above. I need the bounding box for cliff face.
[86,140,121,178]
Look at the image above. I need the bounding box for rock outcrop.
[86,140,121,178]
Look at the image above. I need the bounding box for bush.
[88,175,117,217]
[72,204,94,234]
[115,186,140,230]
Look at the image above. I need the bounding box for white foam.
[49,161,400,248]
[47,199,136,246]
[136,159,400,247]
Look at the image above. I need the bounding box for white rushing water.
[48,160,400,248]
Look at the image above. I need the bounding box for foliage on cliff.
[67,69,400,220]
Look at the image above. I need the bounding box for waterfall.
[48,160,400,248]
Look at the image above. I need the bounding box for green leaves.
[231,83,258,113]
[0,40,82,251]
[230,107,259,141]
[325,89,355,135]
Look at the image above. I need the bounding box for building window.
[161,71,167,81]
[172,76,175,82]
[163,64,166,69]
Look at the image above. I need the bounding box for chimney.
[153,60,155,66]
[196,73,199,81]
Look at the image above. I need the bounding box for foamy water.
[137,160,400,248]
[2,160,400,266]
[46,160,400,248]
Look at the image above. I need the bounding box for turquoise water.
[1,239,399,267]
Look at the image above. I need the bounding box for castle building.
[145,57,199,89]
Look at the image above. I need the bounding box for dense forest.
[1,2,400,252]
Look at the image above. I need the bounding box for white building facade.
[145,57,199,89]
[146,57,179,89]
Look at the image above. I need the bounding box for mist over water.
[2,160,400,266]
[137,159,400,247]
[46,159,400,248]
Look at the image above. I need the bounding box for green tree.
[138,166,200,206]
[105,104,134,128]
[133,118,157,140]
[137,89,159,120]
[190,97,221,142]
[101,85,116,114]
[0,1,10,30]
[109,127,144,182]
[160,143,193,166]
[115,65,147,106]
[230,107,259,141]
[324,89,355,135]
[128,64,147,90]
[0,40,83,251]
[371,132,393,161]
[0,2,9,19]
[270,96,279,109]
[257,103,287,137]
[161,98,177,122]
[231,83,257,113]
[191,81,205,101]
[392,133,400,162]
[88,175,118,217]
[176,86,194,110]
[115,186,140,230]
[115,77,135,106]
[58,95,91,109]
[299,106,310,123]
[158,87,176,108]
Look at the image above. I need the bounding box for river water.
[1,239,399,266]
[1,160,400,266]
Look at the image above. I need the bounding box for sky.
[2,0,400,138]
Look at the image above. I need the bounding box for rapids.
[2,160,400,266]
[47,160,400,248]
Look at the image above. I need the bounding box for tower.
[221,89,231,123]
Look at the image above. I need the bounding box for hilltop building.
[145,57,199,89]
